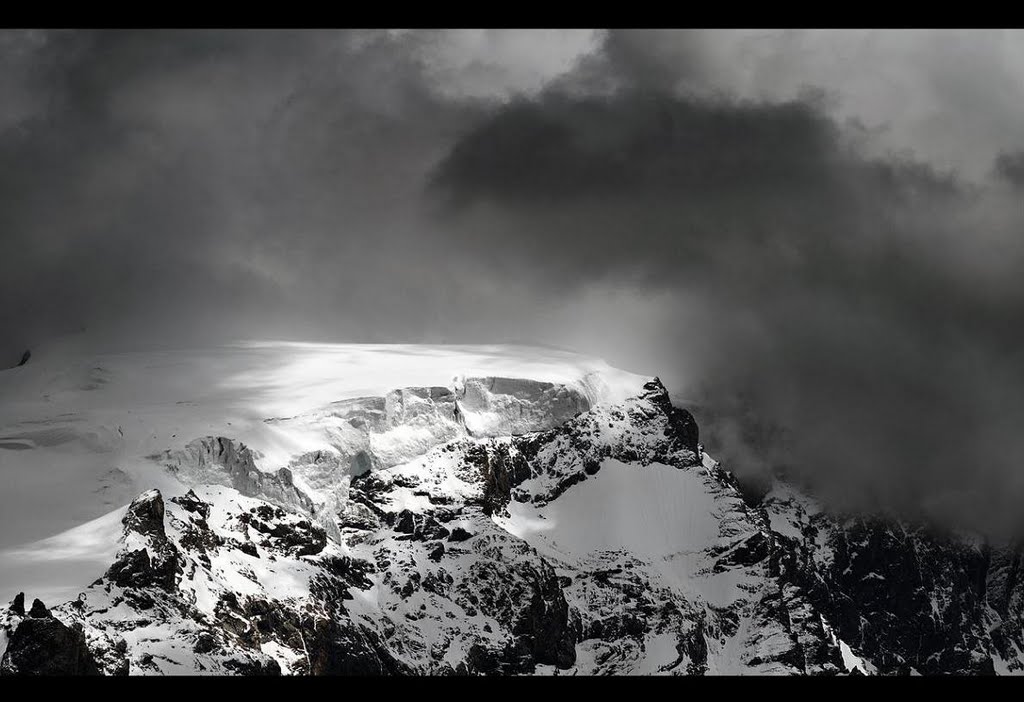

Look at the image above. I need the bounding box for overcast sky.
[3,29,1024,533]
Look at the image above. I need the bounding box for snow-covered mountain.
[2,341,1024,675]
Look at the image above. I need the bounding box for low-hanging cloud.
[5,29,1024,536]
[0,29,503,362]
[427,37,1024,535]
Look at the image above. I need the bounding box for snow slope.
[0,340,648,606]
[4,339,1022,676]
[499,459,721,559]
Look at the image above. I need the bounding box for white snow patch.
[261,640,304,675]
[498,459,721,559]
[821,615,877,675]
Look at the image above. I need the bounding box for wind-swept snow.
[0,506,127,605]
[0,340,649,605]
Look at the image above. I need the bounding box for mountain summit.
[2,343,1024,675]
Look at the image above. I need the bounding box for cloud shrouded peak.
[4,29,1024,536]
[426,37,1024,535]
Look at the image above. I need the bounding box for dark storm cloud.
[994,150,1024,187]
[0,29,493,364]
[428,37,1024,534]
[6,29,1024,536]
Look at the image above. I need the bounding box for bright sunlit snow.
[0,339,649,604]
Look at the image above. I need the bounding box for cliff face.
[2,362,1024,675]
[763,485,1024,675]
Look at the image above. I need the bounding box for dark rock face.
[8,593,25,617]
[172,490,224,564]
[307,619,411,675]
[16,349,30,367]
[813,522,992,675]
[239,507,327,557]
[470,444,532,517]
[123,489,167,539]
[106,490,180,590]
[765,488,1024,675]
[511,562,577,669]
[171,489,211,519]
[1,601,100,676]
[642,378,699,453]
[448,527,473,543]
[107,547,178,590]
[393,510,450,541]
[222,657,282,675]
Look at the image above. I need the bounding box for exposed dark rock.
[214,593,262,651]
[223,657,281,675]
[123,489,167,540]
[463,642,529,675]
[106,491,181,591]
[448,527,473,543]
[393,510,450,541]
[775,508,1005,675]
[239,511,327,557]
[467,444,531,516]
[641,378,699,453]
[106,547,178,591]
[511,563,577,669]
[235,540,259,558]
[319,555,375,591]
[170,489,211,519]
[1,611,100,675]
[338,501,381,531]
[8,592,25,616]
[711,531,772,571]
[193,631,217,654]
[307,618,412,675]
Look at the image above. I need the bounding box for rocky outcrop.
[0,595,99,676]
[762,484,1024,675]
[307,619,412,675]
[641,378,699,453]
[12,372,1024,675]
[106,490,180,591]
[3,376,785,676]
[238,505,327,557]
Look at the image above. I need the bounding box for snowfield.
[0,340,648,606]
[4,338,1024,676]
[498,459,721,559]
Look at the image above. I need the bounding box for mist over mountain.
[5,341,1024,676]
[5,30,1024,674]
[3,29,1024,537]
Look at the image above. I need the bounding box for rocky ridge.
[2,374,1024,675]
